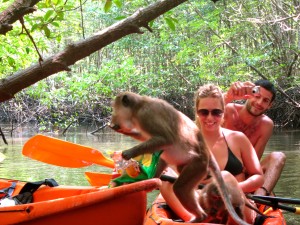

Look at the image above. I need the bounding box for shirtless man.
[223,79,286,196]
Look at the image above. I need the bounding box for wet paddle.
[85,172,113,186]
[22,134,115,168]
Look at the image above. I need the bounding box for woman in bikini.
[160,84,264,224]
[195,84,264,223]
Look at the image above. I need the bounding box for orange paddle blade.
[22,134,115,168]
[85,172,113,186]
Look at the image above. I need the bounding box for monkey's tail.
[209,154,251,225]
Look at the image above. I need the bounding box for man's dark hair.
[255,79,276,102]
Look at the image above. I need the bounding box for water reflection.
[0,127,299,224]
[265,129,300,224]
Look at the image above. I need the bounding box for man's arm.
[253,119,274,160]
[255,152,286,196]
[254,118,286,196]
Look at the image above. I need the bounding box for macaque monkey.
[200,171,265,224]
[200,171,246,224]
[109,91,250,225]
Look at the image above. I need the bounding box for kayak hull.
[0,178,161,225]
[144,194,286,225]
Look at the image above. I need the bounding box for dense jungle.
[0,0,299,139]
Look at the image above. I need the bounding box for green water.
[0,127,299,224]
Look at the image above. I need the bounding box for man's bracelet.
[259,186,270,196]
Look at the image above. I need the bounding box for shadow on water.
[0,126,299,224]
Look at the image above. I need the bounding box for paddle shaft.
[251,194,300,205]
[247,195,300,214]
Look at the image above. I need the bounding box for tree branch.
[0,0,40,35]
[0,0,189,102]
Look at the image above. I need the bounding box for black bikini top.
[223,132,244,176]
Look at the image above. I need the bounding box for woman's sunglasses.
[197,109,224,117]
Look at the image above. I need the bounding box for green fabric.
[112,151,162,186]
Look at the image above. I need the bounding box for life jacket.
[0,178,58,206]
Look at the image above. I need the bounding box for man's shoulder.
[259,114,274,128]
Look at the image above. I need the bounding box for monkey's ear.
[122,94,131,107]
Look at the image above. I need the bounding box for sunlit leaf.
[56,0,63,5]
[56,34,62,42]
[149,20,154,27]
[165,17,176,31]
[114,16,126,20]
[172,17,179,23]
[52,22,60,27]
[44,10,54,22]
[113,0,122,8]
[52,0,58,5]
[57,12,64,20]
[43,26,51,38]
[37,2,47,8]
[31,24,39,32]
[45,0,51,7]
[7,56,15,66]
[104,0,112,13]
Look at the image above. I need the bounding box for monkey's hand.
[122,150,135,160]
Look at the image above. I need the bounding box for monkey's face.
[110,105,134,133]
[109,93,140,136]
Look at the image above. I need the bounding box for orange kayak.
[144,194,286,225]
[0,178,161,225]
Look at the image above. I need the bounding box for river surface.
[0,126,299,224]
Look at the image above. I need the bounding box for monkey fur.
[109,91,250,225]
[200,171,266,224]
[200,171,246,224]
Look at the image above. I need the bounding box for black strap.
[19,178,59,194]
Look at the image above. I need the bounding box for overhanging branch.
[0,0,40,35]
[0,0,189,102]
